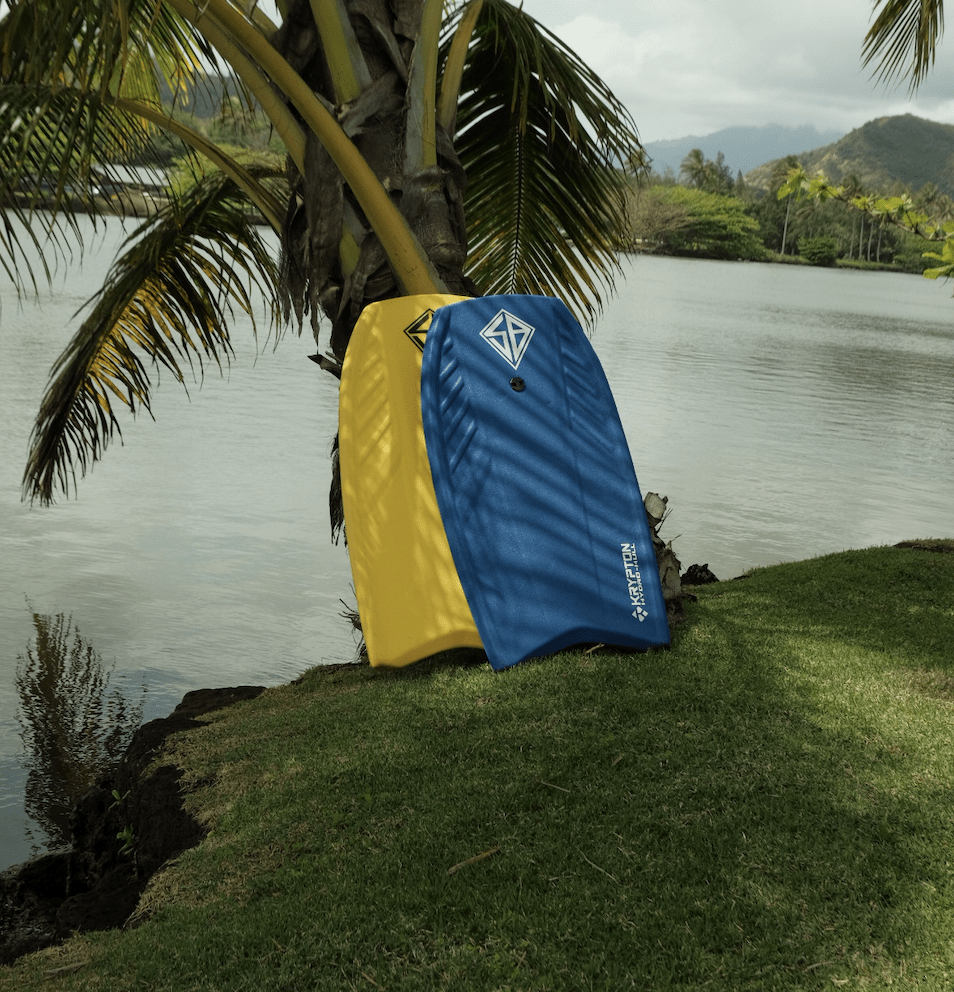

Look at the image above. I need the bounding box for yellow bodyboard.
[338,295,483,666]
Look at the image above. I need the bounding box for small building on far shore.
[91,165,170,198]
[90,165,170,217]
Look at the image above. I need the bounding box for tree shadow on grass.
[110,546,954,991]
[613,546,954,986]
[319,547,954,987]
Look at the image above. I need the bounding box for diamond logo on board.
[479,310,535,369]
[632,607,648,622]
[403,309,435,352]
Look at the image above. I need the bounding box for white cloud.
[240,0,954,142]
[517,0,954,141]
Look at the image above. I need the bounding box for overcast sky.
[246,1,952,142]
[514,0,954,142]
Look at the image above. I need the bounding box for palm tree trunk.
[272,0,472,539]
[274,0,470,366]
[781,197,791,255]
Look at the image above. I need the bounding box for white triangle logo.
[632,607,647,622]
[479,310,535,369]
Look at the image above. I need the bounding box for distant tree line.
[620,147,954,273]
[124,96,954,277]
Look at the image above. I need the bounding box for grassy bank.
[6,543,954,991]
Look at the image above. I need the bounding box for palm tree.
[1,0,641,515]
[863,4,952,277]
[840,174,864,259]
[679,148,707,189]
[769,156,800,256]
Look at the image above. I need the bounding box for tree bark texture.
[274,0,472,366]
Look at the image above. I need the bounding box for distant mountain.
[642,124,845,179]
[744,114,954,198]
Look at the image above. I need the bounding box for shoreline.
[622,245,924,276]
[3,543,952,965]
[0,686,269,965]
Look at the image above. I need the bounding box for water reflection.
[14,610,144,852]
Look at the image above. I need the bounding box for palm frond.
[447,0,642,324]
[863,0,945,90]
[23,168,284,505]
[0,84,157,291]
[2,0,218,101]
[0,0,223,289]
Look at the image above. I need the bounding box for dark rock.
[12,850,75,900]
[0,851,79,962]
[682,563,720,586]
[56,866,143,936]
[0,685,266,965]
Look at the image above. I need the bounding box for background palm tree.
[1,0,641,516]
[678,148,707,189]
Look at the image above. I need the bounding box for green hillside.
[746,114,954,197]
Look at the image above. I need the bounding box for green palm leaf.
[1,0,217,101]
[448,0,641,323]
[0,85,156,291]
[23,168,284,505]
[0,0,224,289]
[862,0,945,89]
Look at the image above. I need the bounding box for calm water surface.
[1,227,952,868]
[601,255,953,576]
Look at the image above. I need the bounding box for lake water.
[2,220,952,869]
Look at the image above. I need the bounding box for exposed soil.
[0,686,267,965]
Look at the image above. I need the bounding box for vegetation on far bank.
[94,99,954,282]
[14,74,951,283]
[153,91,954,282]
[621,140,954,279]
[4,542,954,991]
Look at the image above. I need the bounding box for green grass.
[6,544,954,991]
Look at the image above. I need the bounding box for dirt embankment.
[0,686,265,965]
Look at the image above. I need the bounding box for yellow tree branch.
[180,11,307,172]
[231,0,279,35]
[438,0,483,137]
[179,4,358,273]
[406,0,444,172]
[309,0,371,103]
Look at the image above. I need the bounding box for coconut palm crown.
[1,0,642,509]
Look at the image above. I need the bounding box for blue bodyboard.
[421,295,670,670]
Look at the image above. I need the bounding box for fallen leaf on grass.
[447,846,501,874]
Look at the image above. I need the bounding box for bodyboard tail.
[420,295,670,670]
[338,296,483,667]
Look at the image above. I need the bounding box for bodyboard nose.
[420,295,670,670]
